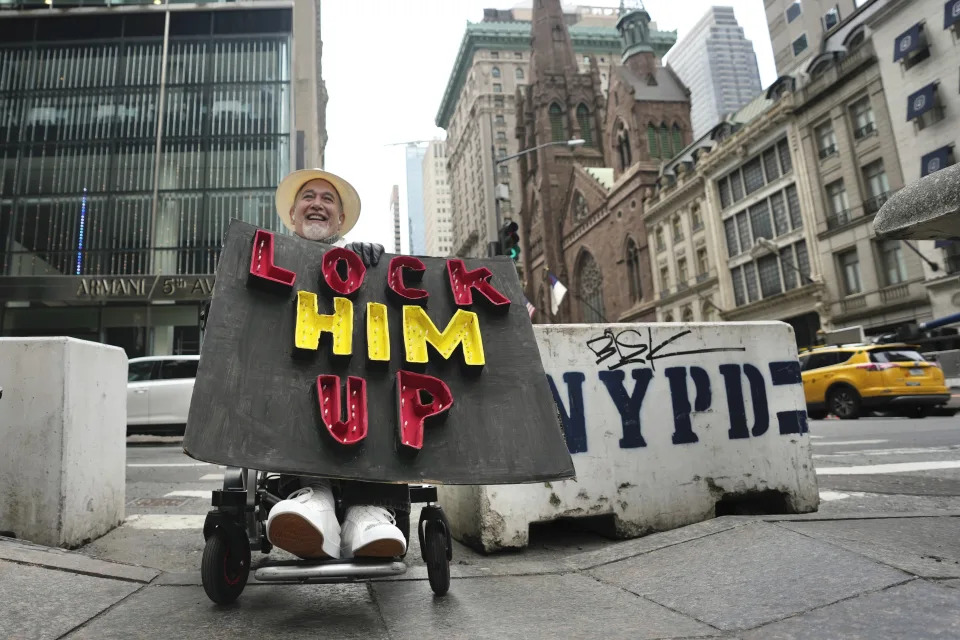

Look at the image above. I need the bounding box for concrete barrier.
[439,322,819,552]
[0,338,127,548]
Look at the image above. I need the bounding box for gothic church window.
[573,191,589,222]
[626,238,643,303]
[672,124,682,155]
[577,251,606,323]
[647,124,659,158]
[549,103,566,142]
[660,123,670,160]
[576,104,593,147]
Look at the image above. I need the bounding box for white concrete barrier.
[439,322,819,552]
[0,338,127,547]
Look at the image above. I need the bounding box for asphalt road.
[79,415,960,572]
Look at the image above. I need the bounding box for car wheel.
[828,387,861,420]
[807,409,827,421]
[907,406,929,419]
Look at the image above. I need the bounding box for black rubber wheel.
[908,406,929,419]
[424,522,450,596]
[828,387,861,420]
[201,532,250,605]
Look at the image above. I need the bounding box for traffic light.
[498,221,521,261]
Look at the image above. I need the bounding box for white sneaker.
[340,505,406,559]
[266,482,340,559]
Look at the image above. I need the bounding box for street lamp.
[490,138,587,254]
[750,237,816,285]
[487,137,586,256]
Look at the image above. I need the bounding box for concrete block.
[439,322,819,552]
[0,338,127,547]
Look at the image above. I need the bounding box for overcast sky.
[320,0,775,251]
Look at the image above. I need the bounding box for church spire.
[616,3,654,63]
[529,0,577,81]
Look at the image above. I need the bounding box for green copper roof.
[435,20,677,128]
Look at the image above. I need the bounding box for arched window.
[672,124,682,154]
[681,306,694,323]
[702,299,714,321]
[549,103,565,142]
[647,123,659,158]
[577,252,606,323]
[660,123,670,159]
[616,120,632,170]
[492,66,501,78]
[515,67,524,80]
[663,311,674,322]
[626,238,643,303]
[576,104,593,147]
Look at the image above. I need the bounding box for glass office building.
[0,1,319,356]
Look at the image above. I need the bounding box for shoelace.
[287,486,334,510]
[350,505,396,526]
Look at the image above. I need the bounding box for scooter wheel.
[424,522,450,596]
[201,532,250,605]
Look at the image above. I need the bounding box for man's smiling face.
[291,178,345,242]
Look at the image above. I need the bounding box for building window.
[576,104,593,147]
[492,66,501,78]
[742,157,764,194]
[786,1,802,23]
[718,178,731,209]
[647,123,659,158]
[672,215,684,242]
[849,97,876,139]
[655,226,665,252]
[879,240,908,286]
[736,211,751,256]
[515,67,524,80]
[676,257,689,289]
[730,170,744,202]
[862,160,891,214]
[672,124,682,154]
[777,139,793,174]
[816,121,837,158]
[823,6,840,30]
[497,147,507,158]
[549,103,565,142]
[626,238,643,303]
[793,34,808,56]
[785,184,802,229]
[659,265,670,294]
[490,51,499,59]
[514,51,522,58]
[494,96,504,108]
[838,249,862,294]
[682,306,694,322]
[496,131,507,141]
[660,123,671,159]
[732,268,746,306]
[894,23,930,70]
[825,180,849,228]
[758,254,783,298]
[762,147,780,182]
[691,204,703,231]
[749,201,773,241]
[770,191,790,236]
[724,217,739,257]
[493,83,502,93]
[696,247,709,277]
[577,252,605,323]
[743,262,759,302]
[495,115,505,125]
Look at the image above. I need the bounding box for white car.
[127,355,200,436]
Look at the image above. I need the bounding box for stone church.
[516,0,692,323]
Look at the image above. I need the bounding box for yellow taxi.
[799,343,950,420]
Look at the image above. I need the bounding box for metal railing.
[818,144,837,159]
[826,210,851,230]
[864,191,891,215]
[854,122,876,139]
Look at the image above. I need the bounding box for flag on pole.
[523,295,536,319]
[548,272,567,315]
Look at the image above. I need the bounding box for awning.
[945,0,960,29]
[921,145,953,177]
[894,23,923,62]
[907,83,937,121]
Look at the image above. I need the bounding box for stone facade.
[516,2,692,324]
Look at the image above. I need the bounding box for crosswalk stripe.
[811,439,888,447]
[819,490,867,501]
[814,446,956,458]
[164,490,211,498]
[127,463,212,468]
[124,514,206,530]
[817,460,960,475]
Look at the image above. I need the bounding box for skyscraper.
[404,144,427,255]
[422,140,452,257]
[0,0,325,357]
[390,185,401,254]
[666,6,762,139]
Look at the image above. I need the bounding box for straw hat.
[274,168,362,236]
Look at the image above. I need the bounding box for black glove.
[345,242,384,267]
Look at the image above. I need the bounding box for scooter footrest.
[254,561,407,582]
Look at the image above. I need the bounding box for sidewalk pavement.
[3,511,960,640]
